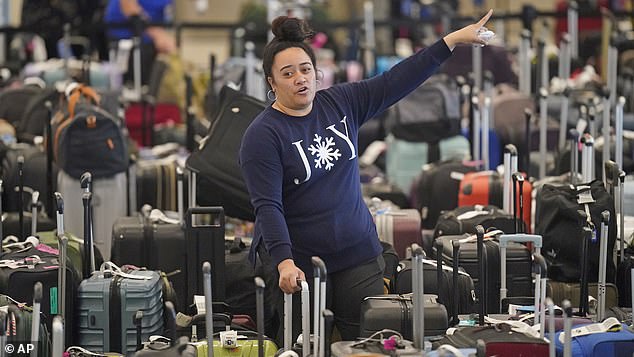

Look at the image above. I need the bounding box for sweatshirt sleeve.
[239,123,293,267]
[328,38,452,127]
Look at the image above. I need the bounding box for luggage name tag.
[576,186,595,205]
[558,317,622,342]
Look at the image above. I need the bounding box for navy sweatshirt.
[239,39,452,276]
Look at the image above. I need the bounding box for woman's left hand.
[443,9,493,49]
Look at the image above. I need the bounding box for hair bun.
[271,16,314,42]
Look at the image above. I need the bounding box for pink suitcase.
[375,209,422,258]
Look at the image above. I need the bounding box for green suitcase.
[192,339,278,357]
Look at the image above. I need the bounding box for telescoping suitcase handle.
[411,244,425,350]
[311,257,327,357]
[283,280,310,356]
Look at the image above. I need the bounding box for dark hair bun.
[271,16,315,42]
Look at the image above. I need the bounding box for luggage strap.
[65,346,123,356]
[457,229,504,244]
[99,262,152,280]
[0,255,43,269]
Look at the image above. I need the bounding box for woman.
[240,11,494,340]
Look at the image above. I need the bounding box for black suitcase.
[111,212,187,310]
[434,234,532,314]
[360,245,449,339]
[0,194,78,347]
[186,85,266,221]
[412,160,478,229]
[391,253,476,318]
[433,205,516,238]
[359,294,449,338]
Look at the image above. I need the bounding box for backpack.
[51,84,128,179]
[384,73,461,142]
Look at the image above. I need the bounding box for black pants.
[256,244,385,344]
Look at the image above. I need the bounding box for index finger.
[476,9,493,28]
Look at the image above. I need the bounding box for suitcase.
[360,244,449,339]
[535,136,617,284]
[58,169,127,261]
[433,205,516,238]
[434,232,533,314]
[385,134,470,193]
[359,294,449,339]
[76,262,165,355]
[374,209,422,259]
[0,193,78,347]
[0,284,51,357]
[431,226,551,355]
[391,250,476,318]
[338,246,445,355]
[187,263,279,357]
[412,160,478,229]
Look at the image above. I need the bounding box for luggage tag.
[558,317,622,342]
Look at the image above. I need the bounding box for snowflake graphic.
[308,134,341,170]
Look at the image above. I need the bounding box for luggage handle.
[52,315,64,357]
[311,257,327,357]
[255,277,266,357]
[597,211,610,321]
[451,240,461,327]
[31,191,40,237]
[30,281,43,355]
[186,207,225,229]
[502,144,518,214]
[283,280,310,356]
[499,233,543,309]
[476,225,486,324]
[411,244,425,349]
[54,192,68,321]
[82,191,94,277]
[203,261,214,357]
[0,180,2,251]
[532,254,547,337]
[18,155,24,240]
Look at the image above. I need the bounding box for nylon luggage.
[0,284,51,357]
[186,85,266,221]
[535,147,616,283]
[555,318,634,357]
[0,193,78,346]
[374,209,422,259]
[433,205,516,238]
[76,262,164,355]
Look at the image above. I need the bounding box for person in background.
[239,11,494,341]
[104,0,176,85]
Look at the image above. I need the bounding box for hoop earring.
[267,90,276,101]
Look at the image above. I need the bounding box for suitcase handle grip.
[186,207,225,229]
[498,234,542,249]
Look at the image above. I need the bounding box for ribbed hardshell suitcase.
[76,263,164,355]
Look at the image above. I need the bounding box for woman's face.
[268,47,316,113]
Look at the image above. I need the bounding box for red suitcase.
[458,171,532,232]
